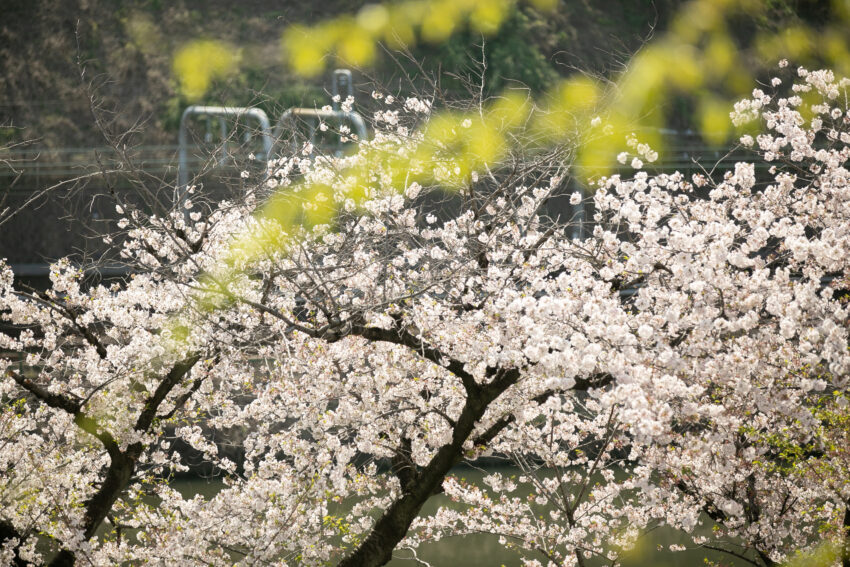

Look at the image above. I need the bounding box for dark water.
[173,470,737,567]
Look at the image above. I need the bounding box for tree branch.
[47,353,202,567]
[7,370,82,415]
[135,353,201,432]
[0,519,27,567]
[349,323,480,396]
[337,350,523,567]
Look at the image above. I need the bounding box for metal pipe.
[177,105,273,209]
[271,108,368,158]
[331,69,353,111]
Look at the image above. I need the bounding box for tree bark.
[28,354,201,567]
[337,376,513,567]
[332,322,615,567]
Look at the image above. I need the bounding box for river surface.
[174,468,735,566]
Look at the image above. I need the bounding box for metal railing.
[177,105,274,210]
[0,141,756,183]
[271,107,368,156]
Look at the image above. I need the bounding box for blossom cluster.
[1,68,849,567]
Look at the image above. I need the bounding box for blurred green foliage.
[2,0,846,152]
[411,9,559,94]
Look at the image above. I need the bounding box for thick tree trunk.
[337,373,516,567]
[334,323,612,567]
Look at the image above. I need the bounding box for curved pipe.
[271,108,368,158]
[177,105,272,206]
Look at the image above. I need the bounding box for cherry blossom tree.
[1,66,849,567]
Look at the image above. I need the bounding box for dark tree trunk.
[337,366,519,567]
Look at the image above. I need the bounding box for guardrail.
[0,140,759,183]
[177,106,274,211]
[1,111,762,281]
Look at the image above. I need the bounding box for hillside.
[0,0,693,150]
